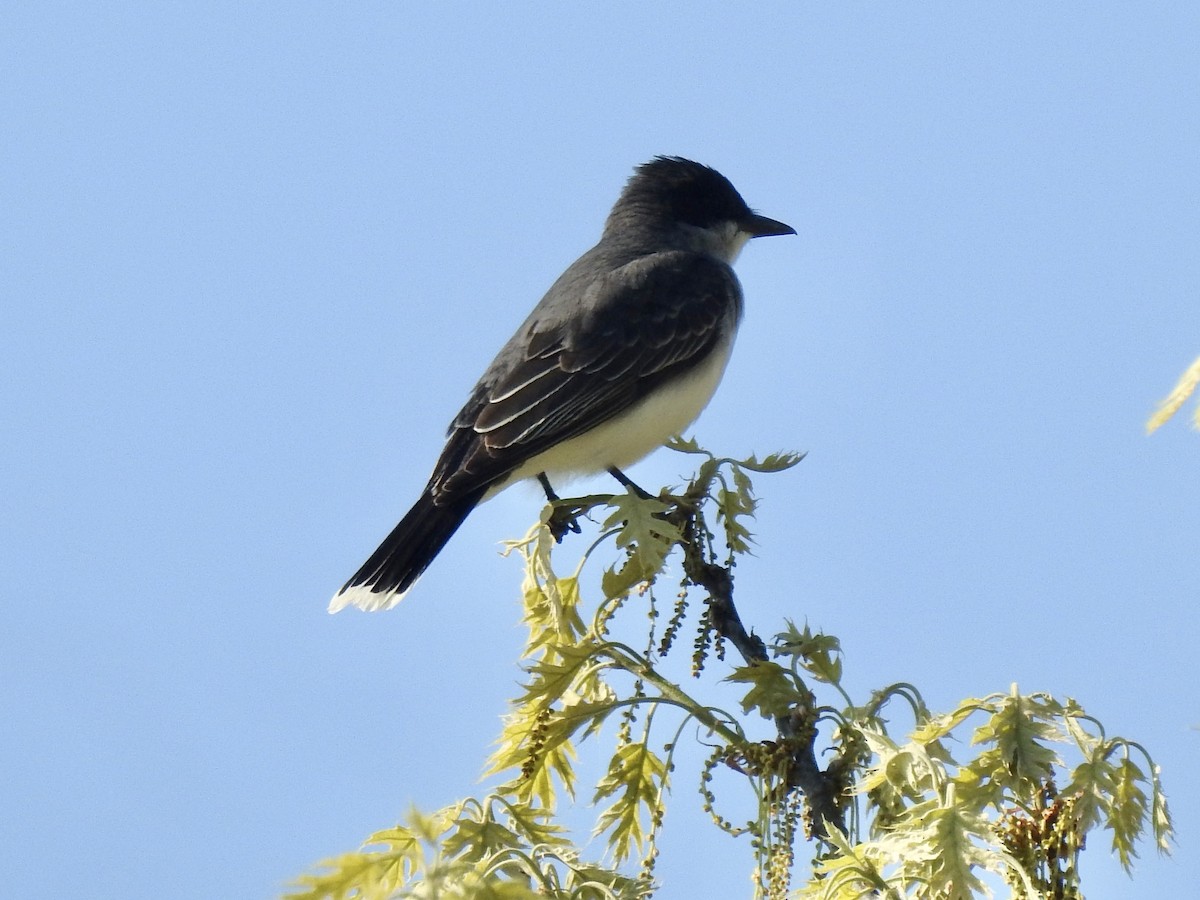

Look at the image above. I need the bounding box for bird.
[330,156,794,613]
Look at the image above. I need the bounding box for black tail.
[329,489,481,612]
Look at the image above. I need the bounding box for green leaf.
[908,798,989,898]
[593,740,669,863]
[601,558,651,599]
[600,491,681,588]
[794,827,893,899]
[484,644,602,807]
[968,689,1060,797]
[1066,751,1117,834]
[521,574,587,658]
[737,450,806,472]
[774,622,843,684]
[715,476,756,555]
[1150,762,1174,854]
[517,641,599,708]
[287,807,454,900]
[286,850,411,900]
[500,799,570,849]
[665,434,705,454]
[909,704,976,747]
[857,726,947,803]
[602,491,679,546]
[1109,755,1150,870]
[444,816,523,866]
[726,660,809,718]
[559,862,650,900]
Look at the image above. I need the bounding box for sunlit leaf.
[738,450,806,472]
[774,622,843,684]
[593,741,669,863]
[726,660,809,718]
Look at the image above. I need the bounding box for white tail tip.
[327,584,409,613]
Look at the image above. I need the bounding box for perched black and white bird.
[331,157,794,612]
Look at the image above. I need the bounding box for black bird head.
[606,156,795,246]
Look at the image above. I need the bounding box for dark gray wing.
[428,250,742,501]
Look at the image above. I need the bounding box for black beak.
[743,212,796,238]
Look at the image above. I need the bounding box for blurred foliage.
[1147,354,1200,433]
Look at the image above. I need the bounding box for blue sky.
[3,3,1197,897]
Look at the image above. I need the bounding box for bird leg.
[537,473,561,503]
[606,466,654,499]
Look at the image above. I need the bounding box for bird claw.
[546,504,584,543]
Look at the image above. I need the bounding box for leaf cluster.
[793,683,1172,899]
[293,441,1172,900]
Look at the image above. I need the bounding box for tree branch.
[676,508,846,839]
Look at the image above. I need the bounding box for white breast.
[485,335,735,497]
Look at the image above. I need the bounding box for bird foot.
[545,501,585,543]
